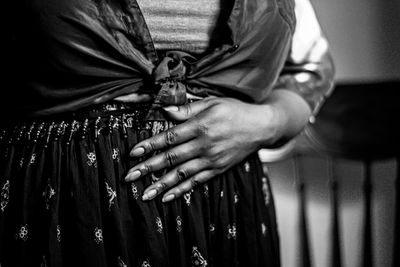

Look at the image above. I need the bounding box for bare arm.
[125,0,335,202]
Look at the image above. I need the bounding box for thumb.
[163,97,216,121]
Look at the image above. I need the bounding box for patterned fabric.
[136,0,221,54]
[0,105,280,267]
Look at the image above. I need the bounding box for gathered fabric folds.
[0,105,280,267]
[1,0,295,118]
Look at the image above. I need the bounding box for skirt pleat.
[0,106,280,267]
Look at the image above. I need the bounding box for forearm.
[256,89,311,148]
[256,0,335,148]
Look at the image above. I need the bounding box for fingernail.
[142,189,158,201]
[130,147,145,157]
[163,106,179,112]
[162,194,175,202]
[125,170,141,181]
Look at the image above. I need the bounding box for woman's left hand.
[125,97,282,202]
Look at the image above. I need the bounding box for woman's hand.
[124,97,283,203]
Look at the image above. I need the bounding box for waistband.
[0,99,203,146]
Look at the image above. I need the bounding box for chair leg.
[362,160,373,267]
[294,155,312,267]
[328,157,342,267]
[392,157,400,267]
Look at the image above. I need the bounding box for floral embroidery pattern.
[105,182,117,211]
[227,224,237,240]
[94,227,103,244]
[112,148,120,161]
[261,223,267,236]
[203,184,209,198]
[192,247,207,267]
[209,224,215,233]
[244,161,251,172]
[43,182,55,210]
[141,260,151,267]
[19,157,24,168]
[155,217,163,233]
[29,153,37,165]
[56,225,62,242]
[261,177,270,206]
[234,193,239,204]
[16,224,29,241]
[41,256,48,267]
[183,192,191,206]
[86,152,97,167]
[0,180,10,212]
[131,183,139,200]
[125,117,133,128]
[118,256,127,267]
[176,216,182,232]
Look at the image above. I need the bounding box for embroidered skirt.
[0,103,280,267]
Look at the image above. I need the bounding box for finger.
[125,139,201,181]
[141,158,209,201]
[130,119,201,157]
[161,170,216,202]
[163,96,217,121]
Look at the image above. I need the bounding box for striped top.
[136,0,221,54]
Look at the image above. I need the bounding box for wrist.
[257,89,312,148]
[251,103,288,149]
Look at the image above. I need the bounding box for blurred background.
[259,0,400,266]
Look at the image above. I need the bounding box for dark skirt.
[0,103,280,267]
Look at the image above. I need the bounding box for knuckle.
[184,104,193,117]
[174,187,183,196]
[211,156,227,170]
[142,163,152,174]
[165,151,178,167]
[196,122,209,137]
[176,168,189,182]
[204,96,217,105]
[164,130,178,146]
[189,177,200,188]
[156,182,167,191]
[146,141,156,152]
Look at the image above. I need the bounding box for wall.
[310,0,400,82]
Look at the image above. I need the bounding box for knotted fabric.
[146,51,197,120]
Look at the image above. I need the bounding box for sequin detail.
[94,227,103,244]
[261,222,267,236]
[176,216,183,232]
[155,217,163,233]
[261,177,270,206]
[112,148,120,161]
[227,223,237,240]
[16,224,29,242]
[192,247,207,267]
[43,182,56,210]
[0,180,10,212]
[118,257,127,267]
[141,260,151,267]
[56,225,62,242]
[105,182,117,211]
[131,183,139,200]
[87,152,97,167]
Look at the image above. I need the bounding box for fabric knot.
[146,51,196,120]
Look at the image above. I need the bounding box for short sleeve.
[273,0,335,122]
